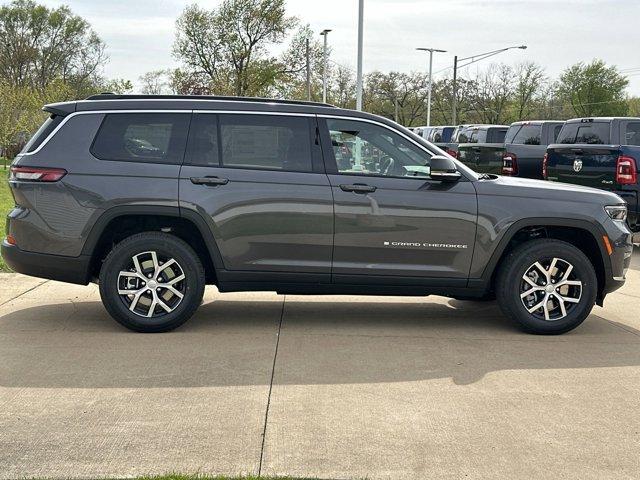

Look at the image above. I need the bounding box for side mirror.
[430,155,462,182]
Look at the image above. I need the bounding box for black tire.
[495,239,597,335]
[99,232,205,332]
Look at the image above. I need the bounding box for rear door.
[319,116,478,284]
[179,111,334,278]
[546,121,620,188]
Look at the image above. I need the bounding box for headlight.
[604,205,628,222]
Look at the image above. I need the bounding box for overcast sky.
[35,0,640,95]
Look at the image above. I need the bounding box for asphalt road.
[0,251,639,479]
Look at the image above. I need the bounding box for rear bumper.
[1,240,91,285]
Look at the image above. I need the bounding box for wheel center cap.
[147,280,158,289]
[545,284,555,293]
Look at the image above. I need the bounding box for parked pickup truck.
[457,125,509,174]
[501,121,564,179]
[434,124,480,158]
[545,117,639,232]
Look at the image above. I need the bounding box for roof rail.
[84,93,336,108]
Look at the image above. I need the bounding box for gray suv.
[1,94,634,334]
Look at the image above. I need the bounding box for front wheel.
[496,239,597,334]
[99,232,205,332]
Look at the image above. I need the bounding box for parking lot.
[0,250,638,480]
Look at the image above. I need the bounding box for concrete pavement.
[0,251,639,479]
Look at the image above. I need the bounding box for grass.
[1,166,13,271]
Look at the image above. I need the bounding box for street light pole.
[451,45,526,125]
[355,0,364,111]
[320,29,332,104]
[416,47,446,126]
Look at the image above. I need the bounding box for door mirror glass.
[429,155,461,182]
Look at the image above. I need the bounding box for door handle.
[339,183,377,193]
[190,176,229,186]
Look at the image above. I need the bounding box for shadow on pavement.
[1,297,639,388]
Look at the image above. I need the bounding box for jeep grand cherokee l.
[1,95,634,334]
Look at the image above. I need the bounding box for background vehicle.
[1,95,633,335]
[413,125,434,140]
[545,117,639,232]
[457,125,508,174]
[427,126,455,151]
[501,121,564,178]
[437,124,479,158]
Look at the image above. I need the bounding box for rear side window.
[558,122,610,145]
[185,113,219,166]
[456,127,474,142]
[468,129,487,143]
[510,124,541,145]
[20,115,63,154]
[91,113,190,164]
[219,114,313,172]
[625,122,640,146]
[553,124,563,142]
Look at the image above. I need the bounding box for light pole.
[355,0,364,111]
[416,47,446,126]
[320,29,332,104]
[451,45,526,124]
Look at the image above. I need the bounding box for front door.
[319,116,478,284]
[179,112,333,279]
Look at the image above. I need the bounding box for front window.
[327,118,432,178]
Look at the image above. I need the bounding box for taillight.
[616,155,637,185]
[542,152,549,179]
[502,152,518,176]
[446,148,458,159]
[9,166,66,182]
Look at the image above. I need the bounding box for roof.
[85,93,336,108]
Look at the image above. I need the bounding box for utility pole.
[452,55,458,125]
[416,47,446,126]
[355,0,364,110]
[305,38,311,101]
[320,29,332,103]
[394,96,399,122]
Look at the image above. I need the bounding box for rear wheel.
[496,239,597,334]
[99,232,205,332]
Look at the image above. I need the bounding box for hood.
[475,175,625,206]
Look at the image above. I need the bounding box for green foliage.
[557,59,629,117]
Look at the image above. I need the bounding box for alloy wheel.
[117,251,186,318]
[519,257,582,321]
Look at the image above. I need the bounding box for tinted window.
[468,128,486,143]
[441,127,454,142]
[511,124,541,145]
[429,128,443,142]
[625,122,640,146]
[219,114,312,172]
[488,128,507,143]
[185,113,219,166]
[20,115,63,154]
[327,118,432,178]
[558,122,610,145]
[456,127,475,143]
[504,125,521,144]
[92,113,190,163]
[553,124,563,142]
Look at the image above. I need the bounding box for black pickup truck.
[545,117,639,232]
[501,121,564,179]
[457,125,508,173]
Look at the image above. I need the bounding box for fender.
[81,205,226,271]
[470,216,611,288]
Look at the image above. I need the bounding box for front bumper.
[1,240,91,285]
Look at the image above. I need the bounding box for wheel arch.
[82,206,224,284]
[476,217,610,303]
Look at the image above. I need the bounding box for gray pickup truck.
[457,125,509,174]
[502,121,564,179]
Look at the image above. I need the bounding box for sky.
[33,0,640,95]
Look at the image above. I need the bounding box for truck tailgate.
[458,143,505,174]
[546,145,620,189]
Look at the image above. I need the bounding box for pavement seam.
[0,279,49,308]
[257,294,285,477]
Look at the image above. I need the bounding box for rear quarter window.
[510,124,541,145]
[20,115,63,154]
[625,122,640,146]
[91,113,191,164]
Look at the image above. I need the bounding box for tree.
[0,0,107,92]
[469,63,514,124]
[173,0,296,96]
[512,62,547,119]
[329,64,356,108]
[557,59,629,117]
[139,70,171,95]
[364,71,430,126]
